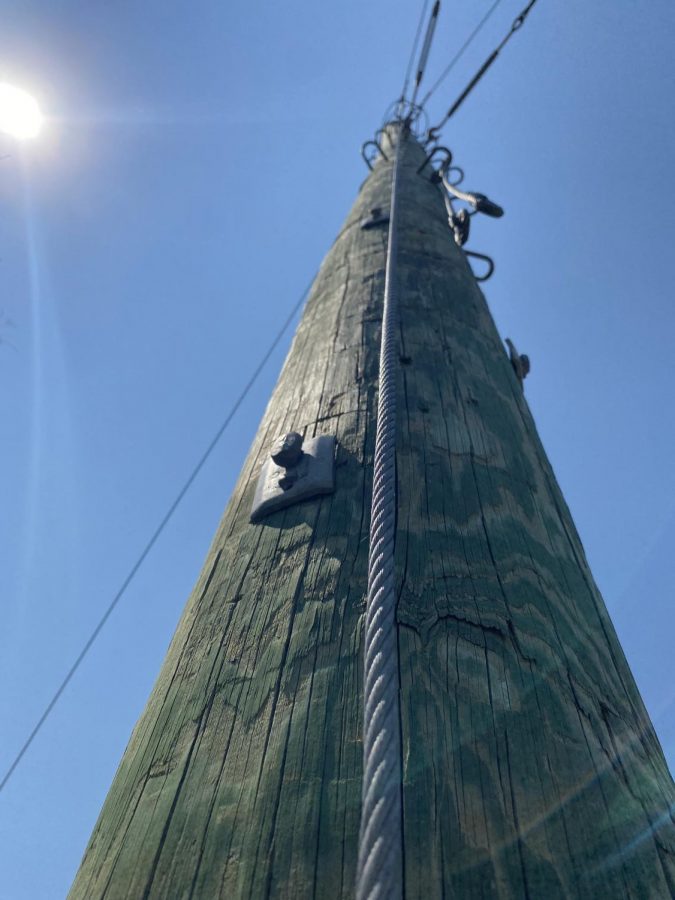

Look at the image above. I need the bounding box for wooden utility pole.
[70,128,675,898]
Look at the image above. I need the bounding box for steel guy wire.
[356,125,405,900]
[427,0,541,142]
[0,279,312,796]
[419,0,505,109]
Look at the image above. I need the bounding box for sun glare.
[0,83,43,140]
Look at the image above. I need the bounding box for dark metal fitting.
[278,470,300,491]
[505,338,530,385]
[361,139,388,171]
[360,207,390,230]
[444,165,465,187]
[270,431,304,469]
[452,208,471,247]
[471,193,504,218]
[417,145,453,176]
[374,127,387,146]
[251,434,336,523]
[465,249,495,282]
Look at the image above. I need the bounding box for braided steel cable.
[356,127,405,900]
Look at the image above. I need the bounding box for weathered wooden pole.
[70,128,675,898]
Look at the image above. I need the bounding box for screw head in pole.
[270,431,304,469]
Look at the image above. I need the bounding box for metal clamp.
[360,206,390,230]
[451,207,471,247]
[250,431,336,522]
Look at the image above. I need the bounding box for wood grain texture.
[69,132,675,899]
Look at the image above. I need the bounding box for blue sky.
[1,1,674,897]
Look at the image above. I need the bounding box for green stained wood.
[69,131,675,899]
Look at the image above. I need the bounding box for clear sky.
[1,1,673,897]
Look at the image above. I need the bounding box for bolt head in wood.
[360,207,390,230]
[270,431,304,468]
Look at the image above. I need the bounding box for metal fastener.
[250,432,336,523]
[270,431,304,469]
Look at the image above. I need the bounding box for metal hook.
[444,165,465,187]
[426,126,441,145]
[361,139,388,171]
[417,145,453,179]
[464,250,495,282]
[374,127,387,146]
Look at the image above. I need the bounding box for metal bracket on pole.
[250,432,336,523]
[360,207,390,230]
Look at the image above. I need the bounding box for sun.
[0,83,43,140]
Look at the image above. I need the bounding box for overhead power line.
[409,0,442,108]
[0,279,312,796]
[427,0,540,142]
[400,0,431,104]
[419,0,505,108]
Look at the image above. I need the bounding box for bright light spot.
[0,83,43,140]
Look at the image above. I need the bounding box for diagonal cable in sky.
[0,278,312,795]
[420,0,505,108]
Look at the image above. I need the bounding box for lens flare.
[0,83,43,139]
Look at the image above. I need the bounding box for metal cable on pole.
[356,124,405,900]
